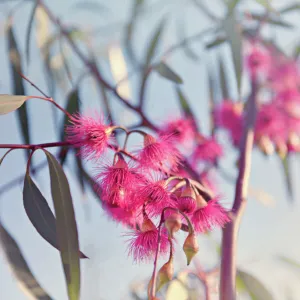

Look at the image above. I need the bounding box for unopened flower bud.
[156,257,174,291]
[141,217,156,232]
[288,132,300,148]
[144,134,156,147]
[275,139,287,159]
[258,136,274,156]
[181,184,196,199]
[195,194,208,209]
[183,232,199,265]
[165,212,182,238]
[113,154,127,168]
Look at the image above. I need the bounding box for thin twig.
[18,72,50,98]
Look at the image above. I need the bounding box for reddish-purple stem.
[220,78,258,300]
[0,141,71,150]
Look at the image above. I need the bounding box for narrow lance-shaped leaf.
[254,0,275,11]
[0,221,53,300]
[7,22,31,154]
[280,3,300,14]
[227,0,242,15]
[223,15,243,96]
[237,270,274,300]
[154,62,183,84]
[280,155,294,203]
[44,150,81,300]
[59,89,80,165]
[176,16,199,61]
[124,0,144,66]
[278,256,300,271]
[145,19,166,65]
[0,94,28,115]
[72,1,109,12]
[206,36,227,49]
[139,19,166,107]
[75,153,86,195]
[23,173,87,259]
[208,68,216,134]
[218,56,229,100]
[176,87,198,131]
[25,1,38,64]
[249,13,294,29]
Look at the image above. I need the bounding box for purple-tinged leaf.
[23,173,87,259]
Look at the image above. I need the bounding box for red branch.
[219,78,258,300]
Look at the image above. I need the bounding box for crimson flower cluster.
[65,113,229,264]
[214,40,300,157]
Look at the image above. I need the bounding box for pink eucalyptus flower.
[96,156,138,209]
[126,217,169,262]
[104,203,142,227]
[213,102,243,146]
[176,196,197,214]
[174,185,197,214]
[192,198,229,233]
[245,44,271,77]
[159,117,196,145]
[192,137,223,164]
[138,180,171,217]
[66,113,113,160]
[268,58,300,92]
[137,134,181,171]
[255,103,287,142]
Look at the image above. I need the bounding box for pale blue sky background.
[1,0,300,299]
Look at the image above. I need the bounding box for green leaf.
[25,1,38,64]
[237,270,274,300]
[0,149,15,165]
[227,0,241,15]
[154,62,183,84]
[75,153,86,195]
[145,19,166,65]
[7,22,31,154]
[0,221,53,300]
[278,256,300,270]
[23,174,58,249]
[223,15,243,95]
[59,89,80,165]
[0,94,27,115]
[206,36,226,49]
[23,173,87,259]
[281,155,294,202]
[176,87,198,131]
[44,150,81,300]
[176,17,199,61]
[280,3,300,14]
[250,14,293,28]
[124,0,144,66]
[72,1,109,12]
[218,56,229,99]
[254,0,274,11]
[208,68,216,134]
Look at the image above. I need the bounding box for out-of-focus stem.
[220,78,258,300]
